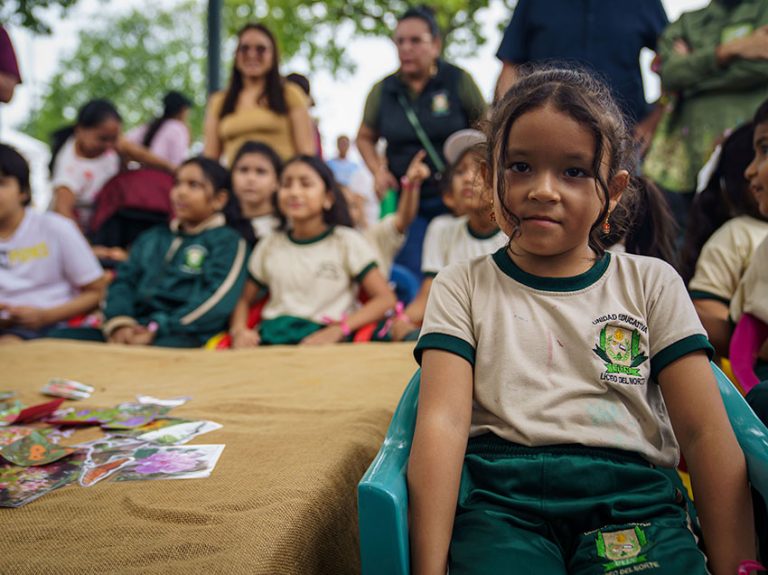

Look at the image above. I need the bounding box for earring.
[601,212,611,234]
[489,199,496,223]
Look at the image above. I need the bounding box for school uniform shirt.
[102,214,247,344]
[730,235,768,325]
[421,215,508,277]
[688,215,768,303]
[248,226,379,324]
[365,214,404,279]
[50,137,120,229]
[0,209,103,309]
[250,214,279,241]
[415,249,712,467]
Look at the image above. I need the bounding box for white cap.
[443,129,486,166]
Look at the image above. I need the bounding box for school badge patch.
[431,90,450,116]
[593,323,648,383]
[181,245,207,273]
[595,526,659,573]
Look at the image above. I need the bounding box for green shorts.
[449,435,708,575]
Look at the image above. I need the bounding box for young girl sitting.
[53,157,247,348]
[230,155,396,347]
[408,68,754,575]
[0,143,106,343]
[388,130,508,342]
[50,99,176,230]
[224,140,282,247]
[683,121,768,357]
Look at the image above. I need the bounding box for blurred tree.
[20,2,206,145]
[222,0,516,75]
[1,0,80,34]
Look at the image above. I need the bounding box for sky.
[1,0,709,204]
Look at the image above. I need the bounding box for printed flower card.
[109,418,192,438]
[46,406,116,426]
[113,445,225,482]
[0,452,87,507]
[0,431,78,466]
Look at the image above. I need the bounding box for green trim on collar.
[355,261,378,283]
[414,333,475,366]
[688,290,730,305]
[466,221,501,240]
[288,226,334,245]
[491,247,611,292]
[650,334,714,380]
[422,271,439,278]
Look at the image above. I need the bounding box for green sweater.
[103,214,247,345]
[644,0,768,193]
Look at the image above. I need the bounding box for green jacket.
[103,214,247,345]
[644,0,768,193]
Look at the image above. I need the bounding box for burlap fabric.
[0,340,417,574]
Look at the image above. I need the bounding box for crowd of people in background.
[2,0,768,570]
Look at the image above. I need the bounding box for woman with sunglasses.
[204,22,316,165]
[356,6,486,277]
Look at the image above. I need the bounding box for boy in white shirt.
[0,143,106,342]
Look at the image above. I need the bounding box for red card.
[12,399,65,424]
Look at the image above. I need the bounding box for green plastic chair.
[357,363,768,575]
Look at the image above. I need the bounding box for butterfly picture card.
[45,406,116,426]
[0,431,78,467]
[79,455,135,488]
[108,417,193,439]
[0,452,88,508]
[113,445,225,482]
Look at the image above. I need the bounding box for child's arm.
[393,150,429,234]
[51,186,78,223]
[301,267,396,345]
[390,277,433,341]
[408,349,473,574]
[659,351,754,575]
[8,274,108,330]
[230,279,263,349]
[692,299,731,357]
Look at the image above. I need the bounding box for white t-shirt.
[247,226,379,324]
[421,215,508,276]
[689,215,768,302]
[364,214,404,279]
[0,209,103,309]
[50,137,120,229]
[730,235,768,325]
[416,249,711,467]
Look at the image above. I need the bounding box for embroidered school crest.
[181,245,207,273]
[431,91,450,116]
[593,324,648,377]
[595,526,653,572]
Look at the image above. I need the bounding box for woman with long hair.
[203,22,316,165]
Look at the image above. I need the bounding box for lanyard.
[396,91,446,174]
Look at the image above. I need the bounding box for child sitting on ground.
[408,67,753,574]
[387,130,508,341]
[52,157,247,347]
[224,140,282,247]
[0,143,106,343]
[229,155,396,347]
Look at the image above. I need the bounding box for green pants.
[449,435,708,575]
[48,326,203,348]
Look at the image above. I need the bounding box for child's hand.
[404,150,431,187]
[231,327,260,348]
[108,326,135,344]
[0,304,13,329]
[300,325,346,345]
[127,326,156,346]
[9,306,51,330]
[390,317,417,342]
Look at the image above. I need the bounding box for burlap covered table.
[0,340,417,574]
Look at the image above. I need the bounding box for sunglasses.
[238,44,271,56]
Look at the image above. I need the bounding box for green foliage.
[222,0,517,75]
[20,2,206,144]
[1,0,81,35]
